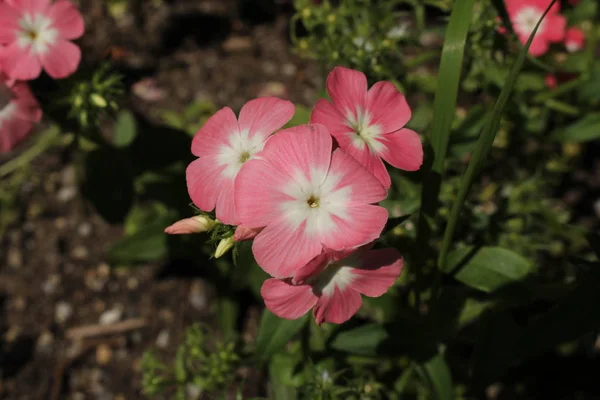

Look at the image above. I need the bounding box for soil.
[0,0,317,398]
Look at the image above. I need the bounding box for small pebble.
[36,330,54,354]
[77,222,93,237]
[99,307,122,325]
[41,274,61,295]
[56,187,77,203]
[7,247,23,268]
[71,245,89,260]
[55,301,73,323]
[126,277,139,290]
[156,330,170,349]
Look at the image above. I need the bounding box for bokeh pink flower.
[565,27,585,52]
[235,123,389,278]
[310,66,422,189]
[261,245,402,324]
[0,0,85,80]
[505,0,566,57]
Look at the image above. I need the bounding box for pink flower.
[261,245,403,324]
[568,0,579,5]
[545,73,558,89]
[0,0,85,80]
[565,27,585,52]
[235,123,389,278]
[186,97,294,226]
[0,75,42,153]
[310,66,423,189]
[505,0,566,57]
[164,215,215,235]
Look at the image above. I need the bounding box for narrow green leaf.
[113,110,137,148]
[330,323,389,356]
[550,112,600,142]
[416,0,474,288]
[255,310,308,363]
[446,246,533,293]
[416,354,453,400]
[428,0,475,175]
[438,0,558,269]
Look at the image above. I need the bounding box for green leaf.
[108,219,170,263]
[550,112,600,142]
[438,0,558,269]
[330,323,389,356]
[446,246,533,293]
[284,104,311,128]
[113,110,137,148]
[255,310,308,363]
[416,354,453,400]
[428,0,475,176]
[415,0,474,267]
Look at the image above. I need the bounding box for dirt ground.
[0,1,317,398]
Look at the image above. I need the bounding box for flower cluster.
[168,66,423,324]
[503,0,585,57]
[0,0,84,153]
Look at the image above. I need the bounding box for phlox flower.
[235,123,389,278]
[310,66,423,189]
[565,27,585,52]
[261,244,403,324]
[186,97,294,226]
[505,0,565,57]
[0,75,42,153]
[0,0,85,80]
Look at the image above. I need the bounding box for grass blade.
[438,0,558,270]
[415,0,475,260]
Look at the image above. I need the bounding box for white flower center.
[566,41,580,53]
[513,7,545,37]
[346,108,384,154]
[17,13,58,54]
[280,167,351,237]
[216,129,267,179]
[309,257,357,297]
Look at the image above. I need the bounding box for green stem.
[0,126,60,178]
[396,363,416,395]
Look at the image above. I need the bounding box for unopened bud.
[90,93,108,108]
[215,237,235,258]
[233,225,261,241]
[164,216,215,235]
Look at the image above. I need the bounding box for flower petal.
[7,0,50,14]
[235,158,296,228]
[327,148,387,205]
[186,156,227,214]
[1,42,43,80]
[313,287,362,325]
[238,96,295,141]
[321,204,388,251]
[377,128,423,172]
[233,225,262,241]
[40,39,81,79]
[293,250,330,285]
[334,139,391,189]
[0,3,21,44]
[523,33,549,57]
[326,66,367,119]
[252,218,323,278]
[310,98,352,137]
[366,81,411,134]
[261,278,318,320]
[215,177,238,225]
[260,124,333,185]
[191,107,239,157]
[0,116,33,153]
[349,248,403,297]
[544,13,566,43]
[47,0,85,40]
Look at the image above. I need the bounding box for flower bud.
[90,93,108,108]
[233,225,261,241]
[164,216,215,235]
[215,237,235,258]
